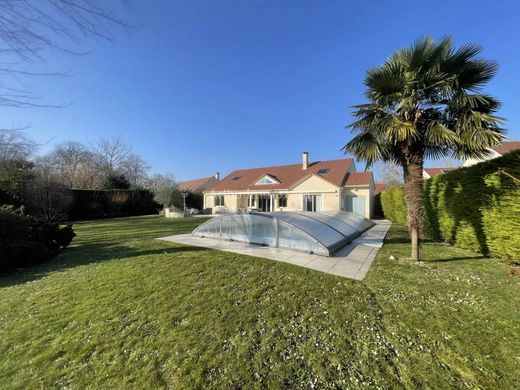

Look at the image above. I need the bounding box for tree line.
[0,129,185,221]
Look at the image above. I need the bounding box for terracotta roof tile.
[178,176,215,192]
[206,158,354,192]
[344,171,373,186]
[375,183,385,194]
[492,141,520,155]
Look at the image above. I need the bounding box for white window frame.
[215,195,225,207]
[255,175,278,185]
[247,194,255,208]
[302,194,323,212]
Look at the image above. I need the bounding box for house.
[463,141,520,167]
[178,173,220,193]
[203,152,375,218]
[374,183,385,195]
[422,167,456,179]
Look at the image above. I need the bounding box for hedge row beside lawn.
[68,189,159,220]
[380,150,520,260]
[380,187,408,225]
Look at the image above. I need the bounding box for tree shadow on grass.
[420,255,488,263]
[0,242,211,289]
[384,237,435,245]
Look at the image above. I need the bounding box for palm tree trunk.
[403,156,424,261]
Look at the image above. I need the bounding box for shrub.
[23,178,73,222]
[380,187,407,225]
[380,150,520,260]
[0,206,76,273]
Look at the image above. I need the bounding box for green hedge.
[380,150,520,260]
[380,187,408,226]
[68,189,159,221]
[0,206,75,273]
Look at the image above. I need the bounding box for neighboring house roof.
[344,171,373,186]
[178,176,216,192]
[206,158,354,192]
[491,141,520,156]
[374,183,385,195]
[423,167,456,178]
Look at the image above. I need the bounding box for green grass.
[0,216,518,389]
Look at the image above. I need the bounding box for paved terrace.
[157,220,391,280]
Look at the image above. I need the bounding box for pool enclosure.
[192,211,374,256]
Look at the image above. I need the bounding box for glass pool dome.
[192,211,374,256]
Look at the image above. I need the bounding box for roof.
[344,171,373,186]
[178,176,215,192]
[374,183,385,195]
[423,167,456,178]
[491,141,520,155]
[206,158,354,192]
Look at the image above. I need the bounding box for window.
[232,176,242,181]
[256,175,278,185]
[257,194,271,212]
[247,195,255,207]
[278,194,287,208]
[215,195,225,207]
[317,168,330,175]
[303,194,322,212]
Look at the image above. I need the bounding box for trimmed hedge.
[68,189,159,220]
[380,187,408,226]
[380,150,520,260]
[0,207,75,273]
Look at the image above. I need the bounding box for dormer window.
[255,175,278,185]
[317,168,330,176]
[232,176,242,181]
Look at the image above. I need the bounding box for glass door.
[343,195,365,217]
[258,194,271,212]
[303,194,322,212]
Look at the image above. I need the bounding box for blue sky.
[2,0,520,180]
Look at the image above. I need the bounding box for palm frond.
[424,145,455,160]
[385,118,418,143]
[345,36,504,165]
[447,93,500,112]
[425,122,460,146]
[456,59,498,91]
[343,132,388,166]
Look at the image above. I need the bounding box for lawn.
[0,216,518,389]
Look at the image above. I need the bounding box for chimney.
[214,172,220,180]
[302,152,309,170]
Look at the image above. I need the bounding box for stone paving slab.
[157,220,391,280]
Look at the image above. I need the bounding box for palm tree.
[344,36,504,261]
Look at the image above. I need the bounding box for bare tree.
[40,141,91,187]
[36,137,151,190]
[0,1,131,108]
[122,153,151,187]
[377,162,403,188]
[92,137,131,174]
[144,174,179,208]
[24,175,72,222]
[0,129,36,203]
[0,129,37,163]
